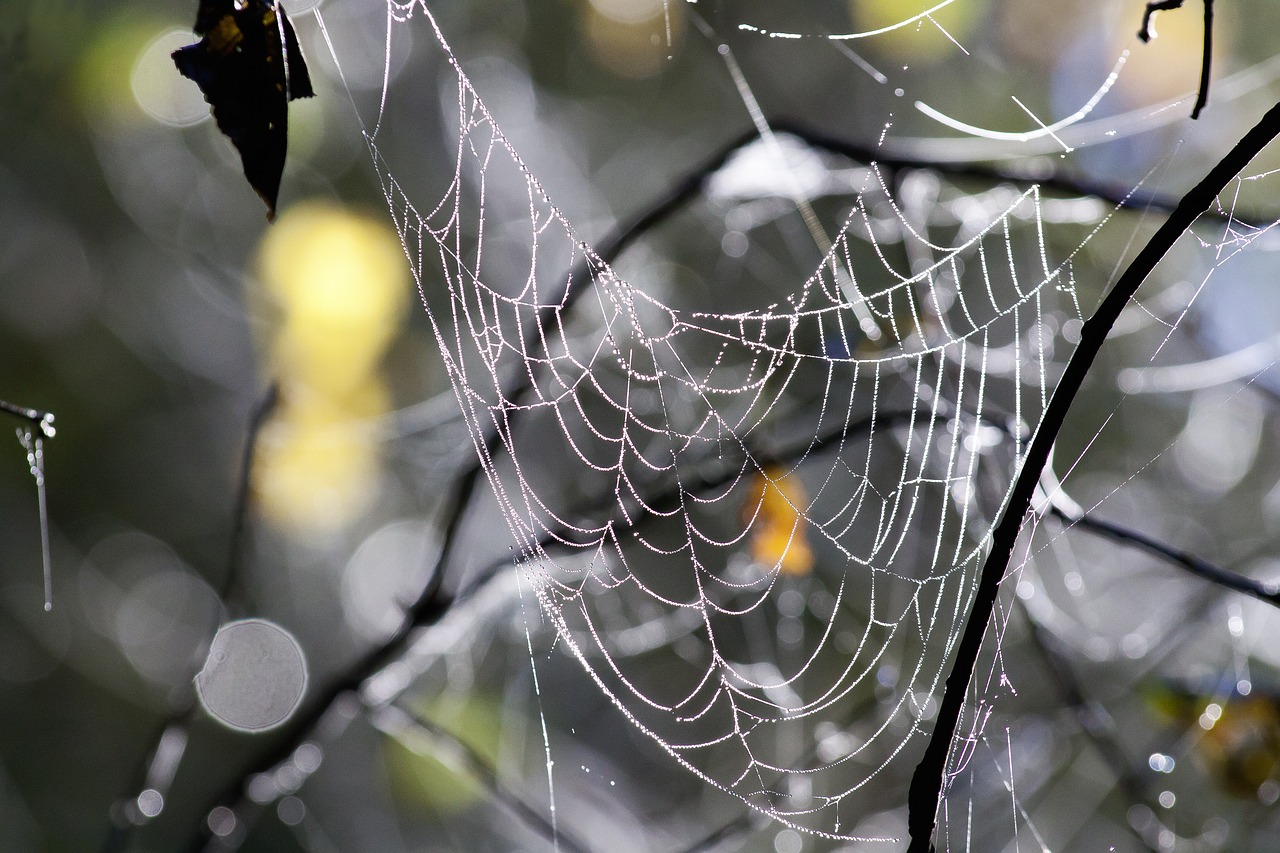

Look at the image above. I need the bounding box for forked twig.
[1138,0,1215,120]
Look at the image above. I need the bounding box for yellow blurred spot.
[849,0,989,65]
[582,0,682,79]
[253,202,410,534]
[254,381,390,533]
[744,466,814,576]
[259,202,410,396]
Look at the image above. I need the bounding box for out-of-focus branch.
[181,123,833,850]
[221,382,279,602]
[178,106,1269,850]
[768,118,1267,228]
[189,399,936,850]
[1014,598,1164,853]
[102,382,279,853]
[372,704,592,853]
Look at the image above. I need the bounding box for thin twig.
[3,399,56,610]
[1196,0,1215,119]
[15,429,53,611]
[1138,0,1215,120]
[1048,504,1280,607]
[905,97,1280,852]
[0,398,57,435]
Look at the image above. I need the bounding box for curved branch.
[906,97,1280,851]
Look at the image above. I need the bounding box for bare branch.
[906,96,1280,851]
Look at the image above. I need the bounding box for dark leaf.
[173,0,314,220]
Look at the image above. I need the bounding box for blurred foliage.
[383,694,507,814]
[1147,681,1280,798]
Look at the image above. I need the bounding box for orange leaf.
[744,466,814,576]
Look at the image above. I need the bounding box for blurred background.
[5,0,1280,850]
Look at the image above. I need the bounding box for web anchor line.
[905,95,1280,852]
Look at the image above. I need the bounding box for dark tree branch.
[1139,1,1188,42]
[905,97,1280,852]
[1196,1,1215,119]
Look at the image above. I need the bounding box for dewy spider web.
[317,1,1112,841]
[303,0,1280,847]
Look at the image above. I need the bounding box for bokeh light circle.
[131,28,211,127]
[196,618,308,732]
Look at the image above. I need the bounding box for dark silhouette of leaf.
[173,0,314,220]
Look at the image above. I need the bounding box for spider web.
[308,0,1280,847]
